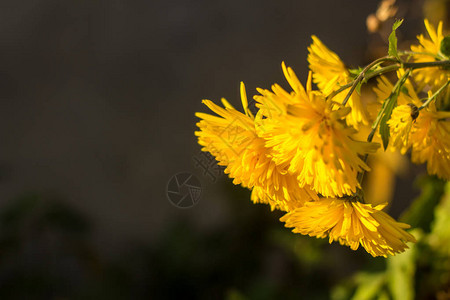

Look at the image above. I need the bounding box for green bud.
[439,36,450,58]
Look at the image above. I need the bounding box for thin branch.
[342,57,398,106]
[419,81,450,111]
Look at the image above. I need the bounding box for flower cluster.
[195,19,450,257]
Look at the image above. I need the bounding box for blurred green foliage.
[1,180,449,299]
[332,179,450,300]
[400,175,446,232]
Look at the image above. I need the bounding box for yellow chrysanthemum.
[308,35,369,128]
[374,73,450,178]
[195,83,316,211]
[280,198,416,257]
[387,104,418,154]
[410,19,449,88]
[255,63,379,197]
[373,73,424,152]
[409,102,450,180]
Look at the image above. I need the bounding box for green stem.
[341,57,397,106]
[365,64,399,79]
[419,81,450,111]
[327,65,401,101]
[398,50,441,60]
[328,59,450,103]
[403,60,450,69]
[326,83,352,101]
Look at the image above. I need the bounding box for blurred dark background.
[0,0,441,298]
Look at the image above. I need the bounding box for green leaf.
[400,85,410,97]
[378,70,410,150]
[388,19,404,59]
[349,67,364,78]
[355,82,362,95]
[378,93,398,150]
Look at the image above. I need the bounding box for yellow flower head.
[308,36,369,128]
[255,63,379,197]
[280,198,416,257]
[195,83,316,211]
[387,104,418,154]
[373,73,424,153]
[308,35,348,94]
[374,73,450,178]
[410,19,449,88]
[410,102,450,180]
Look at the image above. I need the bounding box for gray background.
[0,0,420,257]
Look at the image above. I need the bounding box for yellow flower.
[255,63,379,198]
[387,104,418,154]
[308,35,369,128]
[410,102,450,180]
[280,198,416,257]
[373,73,424,153]
[195,83,316,211]
[410,19,449,88]
[307,36,347,94]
